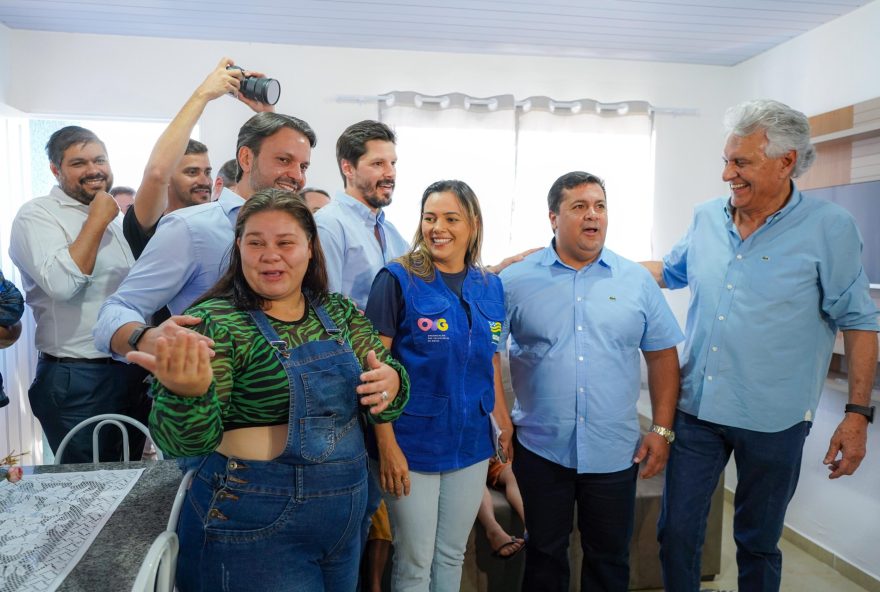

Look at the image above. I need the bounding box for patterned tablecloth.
[0,469,143,592]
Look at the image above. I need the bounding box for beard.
[60,172,113,205]
[356,178,395,210]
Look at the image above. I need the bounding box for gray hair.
[723,100,816,178]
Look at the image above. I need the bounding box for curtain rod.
[336,93,698,117]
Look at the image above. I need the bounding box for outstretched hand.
[356,350,401,415]
[127,332,213,398]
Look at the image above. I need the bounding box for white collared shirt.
[9,186,134,357]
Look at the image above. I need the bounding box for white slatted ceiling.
[0,0,871,65]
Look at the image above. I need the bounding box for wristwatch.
[127,324,154,352]
[844,404,875,424]
[650,424,676,444]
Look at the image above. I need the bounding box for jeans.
[513,437,638,592]
[384,459,489,592]
[28,359,150,463]
[658,410,811,592]
[177,452,368,592]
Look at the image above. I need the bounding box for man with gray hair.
[644,99,878,591]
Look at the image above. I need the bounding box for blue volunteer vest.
[386,262,504,472]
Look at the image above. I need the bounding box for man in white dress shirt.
[9,126,150,463]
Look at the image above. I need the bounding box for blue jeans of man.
[513,437,638,592]
[657,410,811,592]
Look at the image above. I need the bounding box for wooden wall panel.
[798,141,852,190]
[851,136,880,183]
[809,106,853,137]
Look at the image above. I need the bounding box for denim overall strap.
[246,300,365,469]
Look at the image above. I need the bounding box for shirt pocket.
[747,256,814,303]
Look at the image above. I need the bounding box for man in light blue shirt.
[645,100,879,592]
[316,120,409,310]
[94,112,316,358]
[500,171,683,592]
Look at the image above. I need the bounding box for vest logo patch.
[417,317,449,343]
[489,321,502,344]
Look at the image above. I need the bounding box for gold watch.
[650,424,675,444]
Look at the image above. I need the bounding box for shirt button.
[577,326,583,331]
[576,297,583,302]
[578,356,584,361]
[712,346,718,352]
[726,284,733,290]
[718,315,725,321]
[579,416,585,422]
[736,254,743,260]
[707,375,713,381]
[579,387,585,393]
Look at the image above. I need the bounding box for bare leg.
[367,539,391,592]
[497,464,525,527]
[478,486,524,558]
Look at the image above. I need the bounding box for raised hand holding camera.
[226,64,281,106]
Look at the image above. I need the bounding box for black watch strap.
[127,324,154,352]
[845,404,875,423]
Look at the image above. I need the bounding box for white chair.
[167,469,195,531]
[54,413,164,464]
[131,531,179,592]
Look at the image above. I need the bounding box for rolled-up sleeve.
[819,216,880,331]
[9,204,92,301]
[94,215,199,356]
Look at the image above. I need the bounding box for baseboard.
[723,488,880,592]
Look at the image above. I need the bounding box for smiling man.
[9,126,151,463]
[643,100,879,592]
[94,110,316,360]
[499,171,683,591]
[315,120,409,310]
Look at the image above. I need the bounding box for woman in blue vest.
[365,180,514,591]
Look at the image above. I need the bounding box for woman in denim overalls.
[131,190,409,591]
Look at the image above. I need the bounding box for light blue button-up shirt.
[500,245,684,474]
[94,189,244,357]
[315,191,409,310]
[662,187,879,432]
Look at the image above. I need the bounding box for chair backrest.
[167,469,195,532]
[131,531,179,592]
[54,413,164,464]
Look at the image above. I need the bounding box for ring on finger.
[380,390,389,402]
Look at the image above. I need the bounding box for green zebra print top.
[149,294,410,458]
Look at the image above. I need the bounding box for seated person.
[479,457,526,559]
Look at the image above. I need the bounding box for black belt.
[39,352,122,365]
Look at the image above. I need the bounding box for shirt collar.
[541,239,615,272]
[219,187,246,215]
[334,190,385,225]
[50,185,89,209]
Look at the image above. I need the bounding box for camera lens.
[227,65,281,105]
[242,76,281,105]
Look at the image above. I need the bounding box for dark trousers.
[513,436,638,592]
[29,359,152,463]
[657,410,811,592]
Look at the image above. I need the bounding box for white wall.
[3,28,732,235]
[716,1,880,581]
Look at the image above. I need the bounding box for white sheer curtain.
[380,96,654,265]
[1,116,42,463]
[511,111,655,260]
[379,105,517,267]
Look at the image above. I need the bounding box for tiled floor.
[643,501,871,592]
